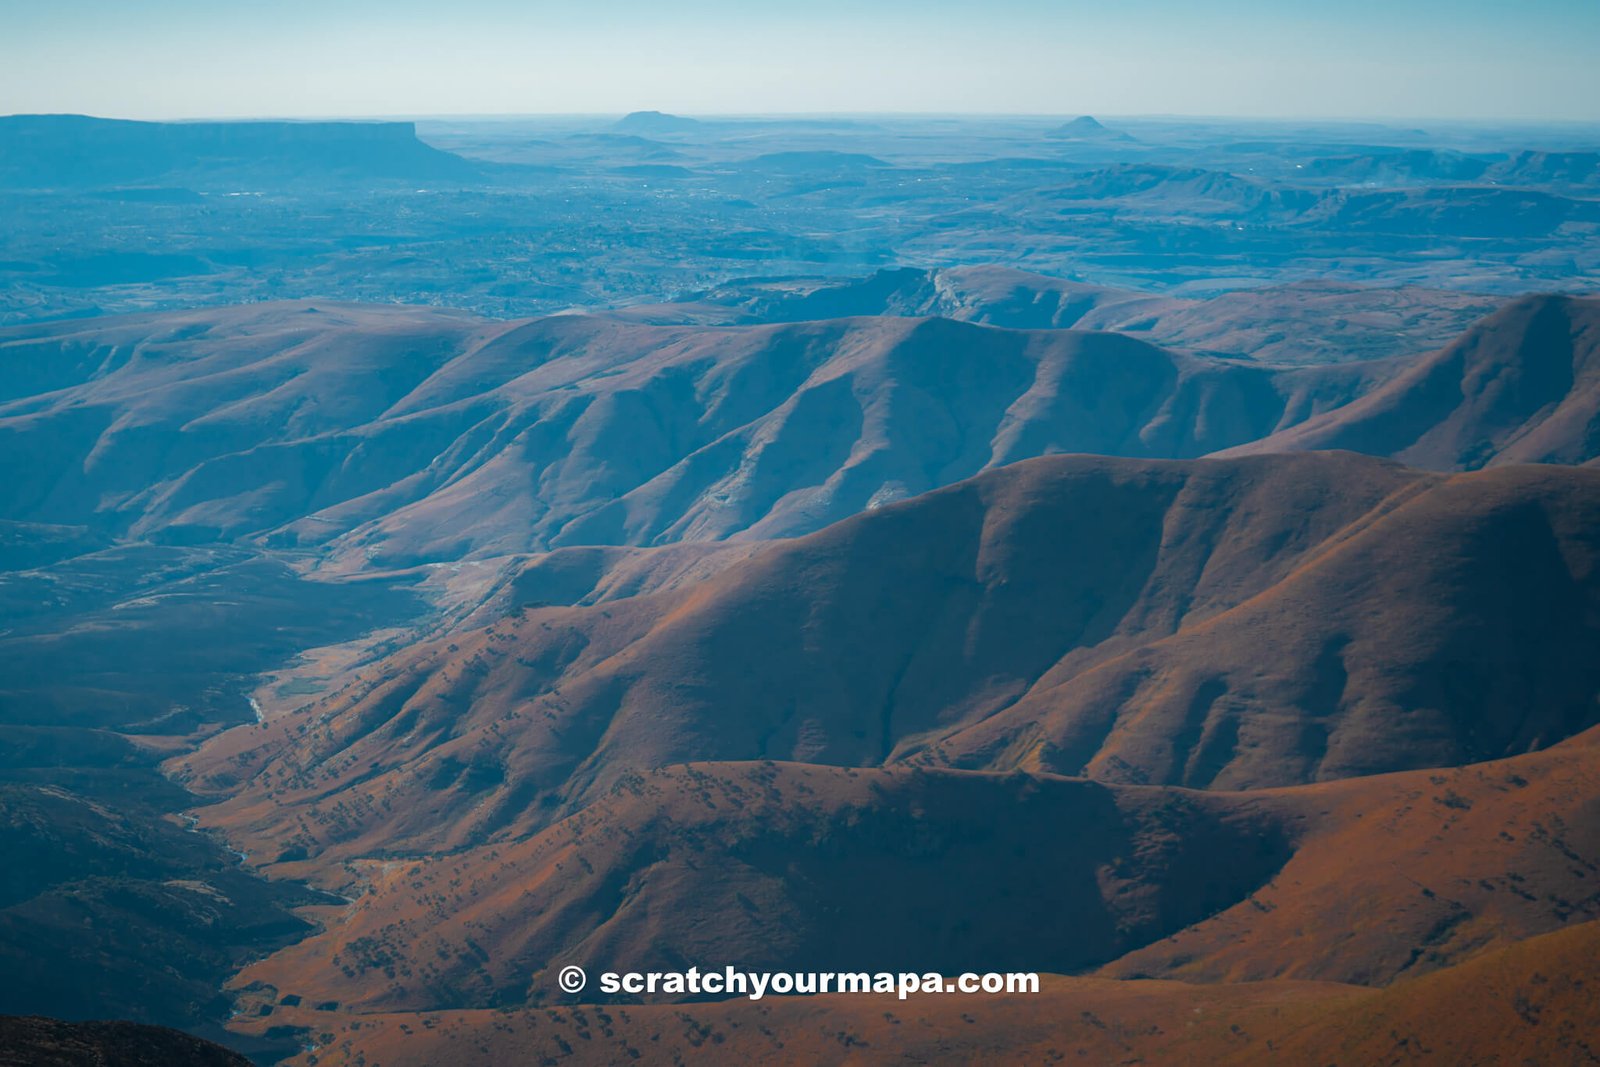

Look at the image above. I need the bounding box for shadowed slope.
[1105,727,1600,986]
[0,302,1384,567]
[936,460,1600,787]
[175,453,1600,876]
[229,763,1289,1014]
[218,731,1600,1062]
[0,1016,251,1067]
[1223,293,1600,468]
[0,783,327,1036]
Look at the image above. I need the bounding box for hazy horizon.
[5,0,1600,123]
[10,110,1600,128]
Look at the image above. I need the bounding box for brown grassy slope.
[933,459,1600,788]
[175,451,1424,864]
[228,763,1291,1014]
[227,741,1600,1061]
[233,976,1358,1067]
[175,454,1600,873]
[1221,293,1600,468]
[228,730,1600,1021]
[0,302,1384,564]
[1104,726,1600,985]
[1245,917,1600,1066]
[234,920,1600,1067]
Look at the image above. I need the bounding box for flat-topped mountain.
[611,110,704,135]
[0,114,478,189]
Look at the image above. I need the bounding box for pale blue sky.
[3,0,1598,120]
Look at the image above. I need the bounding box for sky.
[3,0,1599,122]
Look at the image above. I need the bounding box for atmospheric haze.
[2,0,1600,120]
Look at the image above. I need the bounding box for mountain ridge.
[0,303,1392,567]
[1224,292,1600,468]
[173,452,1600,883]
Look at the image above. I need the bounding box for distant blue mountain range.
[0,114,479,189]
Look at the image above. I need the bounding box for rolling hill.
[1225,293,1600,468]
[5,291,1583,583]
[229,762,1292,1013]
[173,452,1600,880]
[4,285,1600,1063]
[620,265,1502,364]
[0,302,1389,568]
[207,719,1600,1066]
[227,917,1600,1066]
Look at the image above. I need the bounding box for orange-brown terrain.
[213,730,1600,1063]
[227,729,1600,1007]
[1227,293,1600,468]
[157,442,1599,1062]
[0,299,1399,567]
[5,288,1600,1065]
[227,919,1600,1066]
[172,452,1600,876]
